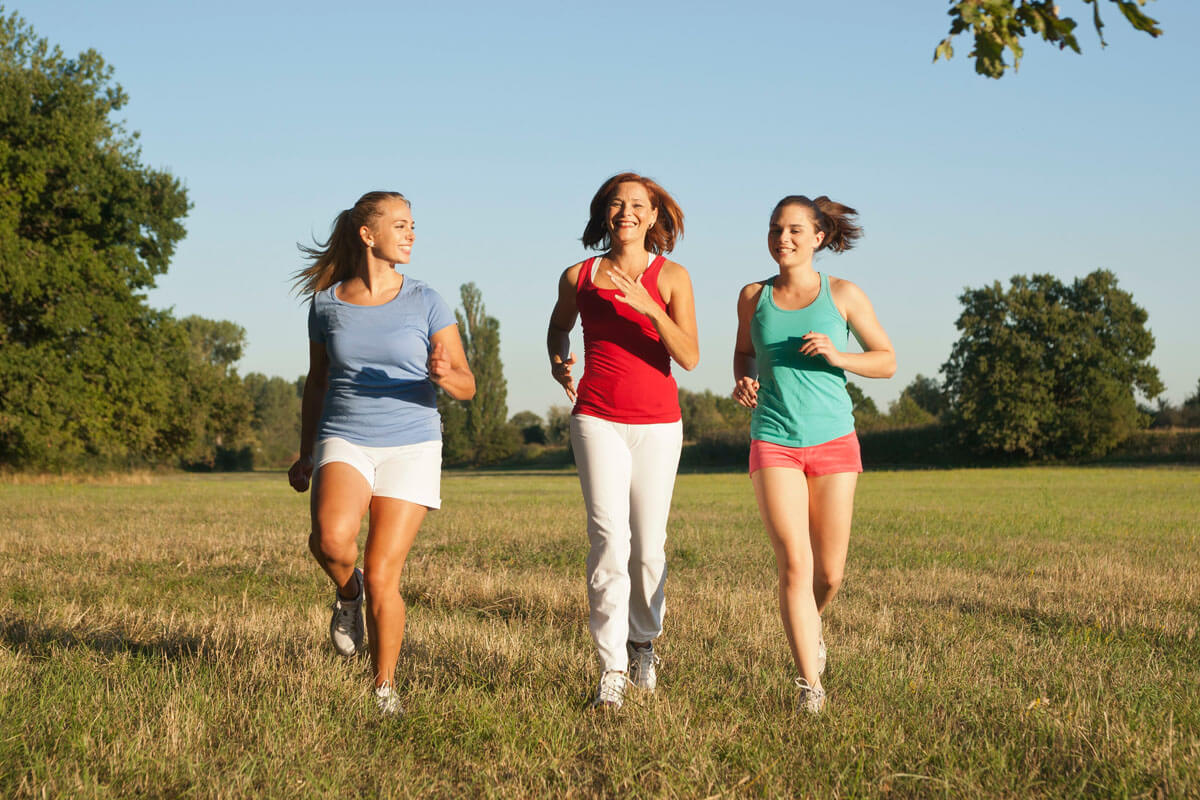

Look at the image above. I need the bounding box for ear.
[359,225,374,247]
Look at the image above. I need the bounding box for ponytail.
[293,191,409,296]
[772,195,862,253]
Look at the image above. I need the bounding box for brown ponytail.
[772,195,862,253]
[293,191,409,296]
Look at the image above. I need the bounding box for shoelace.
[793,677,827,711]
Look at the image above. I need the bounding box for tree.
[172,316,254,470]
[941,269,1162,459]
[244,372,301,467]
[846,381,882,431]
[935,0,1163,79]
[509,411,547,445]
[0,11,191,468]
[438,283,519,465]
[886,394,938,428]
[898,374,948,418]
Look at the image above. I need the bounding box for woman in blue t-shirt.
[289,191,475,716]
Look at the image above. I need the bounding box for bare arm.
[608,261,700,370]
[732,283,762,408]
[429,324,475,401]
[288,340,329,492]
[801,278,896,379]
[547,265,581,401]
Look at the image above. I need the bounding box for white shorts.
[315,437,442,509]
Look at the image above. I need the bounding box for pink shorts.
[749,433,863,476]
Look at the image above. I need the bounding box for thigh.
[806,472,858,576]
[628,421,682,531]
[751,467,812,563]
[364,496,427,578]
[571,415,634,520]
[312,461,373,542]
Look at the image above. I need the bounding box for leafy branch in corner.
[934,0,1162,78]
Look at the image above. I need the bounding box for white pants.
[570,414,683,671]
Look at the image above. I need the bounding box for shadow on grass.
[0,617,314,665]
[934,597,1198,663]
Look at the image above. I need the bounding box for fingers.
[733,377,759,409]
[288,460,312,493]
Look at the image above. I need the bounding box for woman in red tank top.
[547,172,699,709]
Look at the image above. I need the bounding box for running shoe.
[817,629,827,676]
[374,681,401,716]
[592,670,628,710]
[794,677,827,715]
[329,567,364,657]
[627,642,660,691]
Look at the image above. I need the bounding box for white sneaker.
[794,677,827,715]
[592,670,628,710]
[329,568,364,657]
[627,642,660,691]
[374,681,401,716]
[817,631,827,676]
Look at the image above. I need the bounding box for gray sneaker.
[627,642,660,691]
[794,677,827,715]
[592,670,628,710]
[374,681,401,716]
[329,568,364,657]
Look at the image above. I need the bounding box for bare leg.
[362,497,426,688]
[309,463,372,599]
[808,472,858,613]
[752,467,821,687]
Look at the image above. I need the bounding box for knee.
[362,565,401,600]
[815,570,843,597]
[312,521,358,565]
[778,558,810,590]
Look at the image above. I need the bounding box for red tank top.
[572,255,681,424]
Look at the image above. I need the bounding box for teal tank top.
[750,273,855,447]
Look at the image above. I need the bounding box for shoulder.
[561,259,590,286]
[739,280,768,303]
[828,275,867,304]
[659,257,691,281]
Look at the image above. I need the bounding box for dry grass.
[1,467,1198,798]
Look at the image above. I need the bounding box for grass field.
[2,467,1198,798]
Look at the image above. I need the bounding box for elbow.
[882,353,897,379]
[677,353,699,372]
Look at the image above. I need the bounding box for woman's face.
[364,199,415,264]
[607,182,658,247]
[768,203,824,267]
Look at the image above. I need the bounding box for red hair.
[581,172,684,254]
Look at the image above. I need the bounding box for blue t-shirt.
[308,277,457,446]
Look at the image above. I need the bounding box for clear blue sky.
[19,1,1200,418]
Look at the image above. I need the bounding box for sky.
[18,1,1200,419]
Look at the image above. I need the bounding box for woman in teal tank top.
[732,195,896,714]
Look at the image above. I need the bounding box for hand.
[551,352,577,402]
[733,376,759,409]
[607,267,660,320]
[288,455,314,493]
[799,331,844,368]
[429,340,451,385]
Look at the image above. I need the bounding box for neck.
[607,241,652,274]
[775,260,817,287]
[355,256,402,293]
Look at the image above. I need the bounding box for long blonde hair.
[293,191,409,296]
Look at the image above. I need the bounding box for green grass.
[2,467,1198,798]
